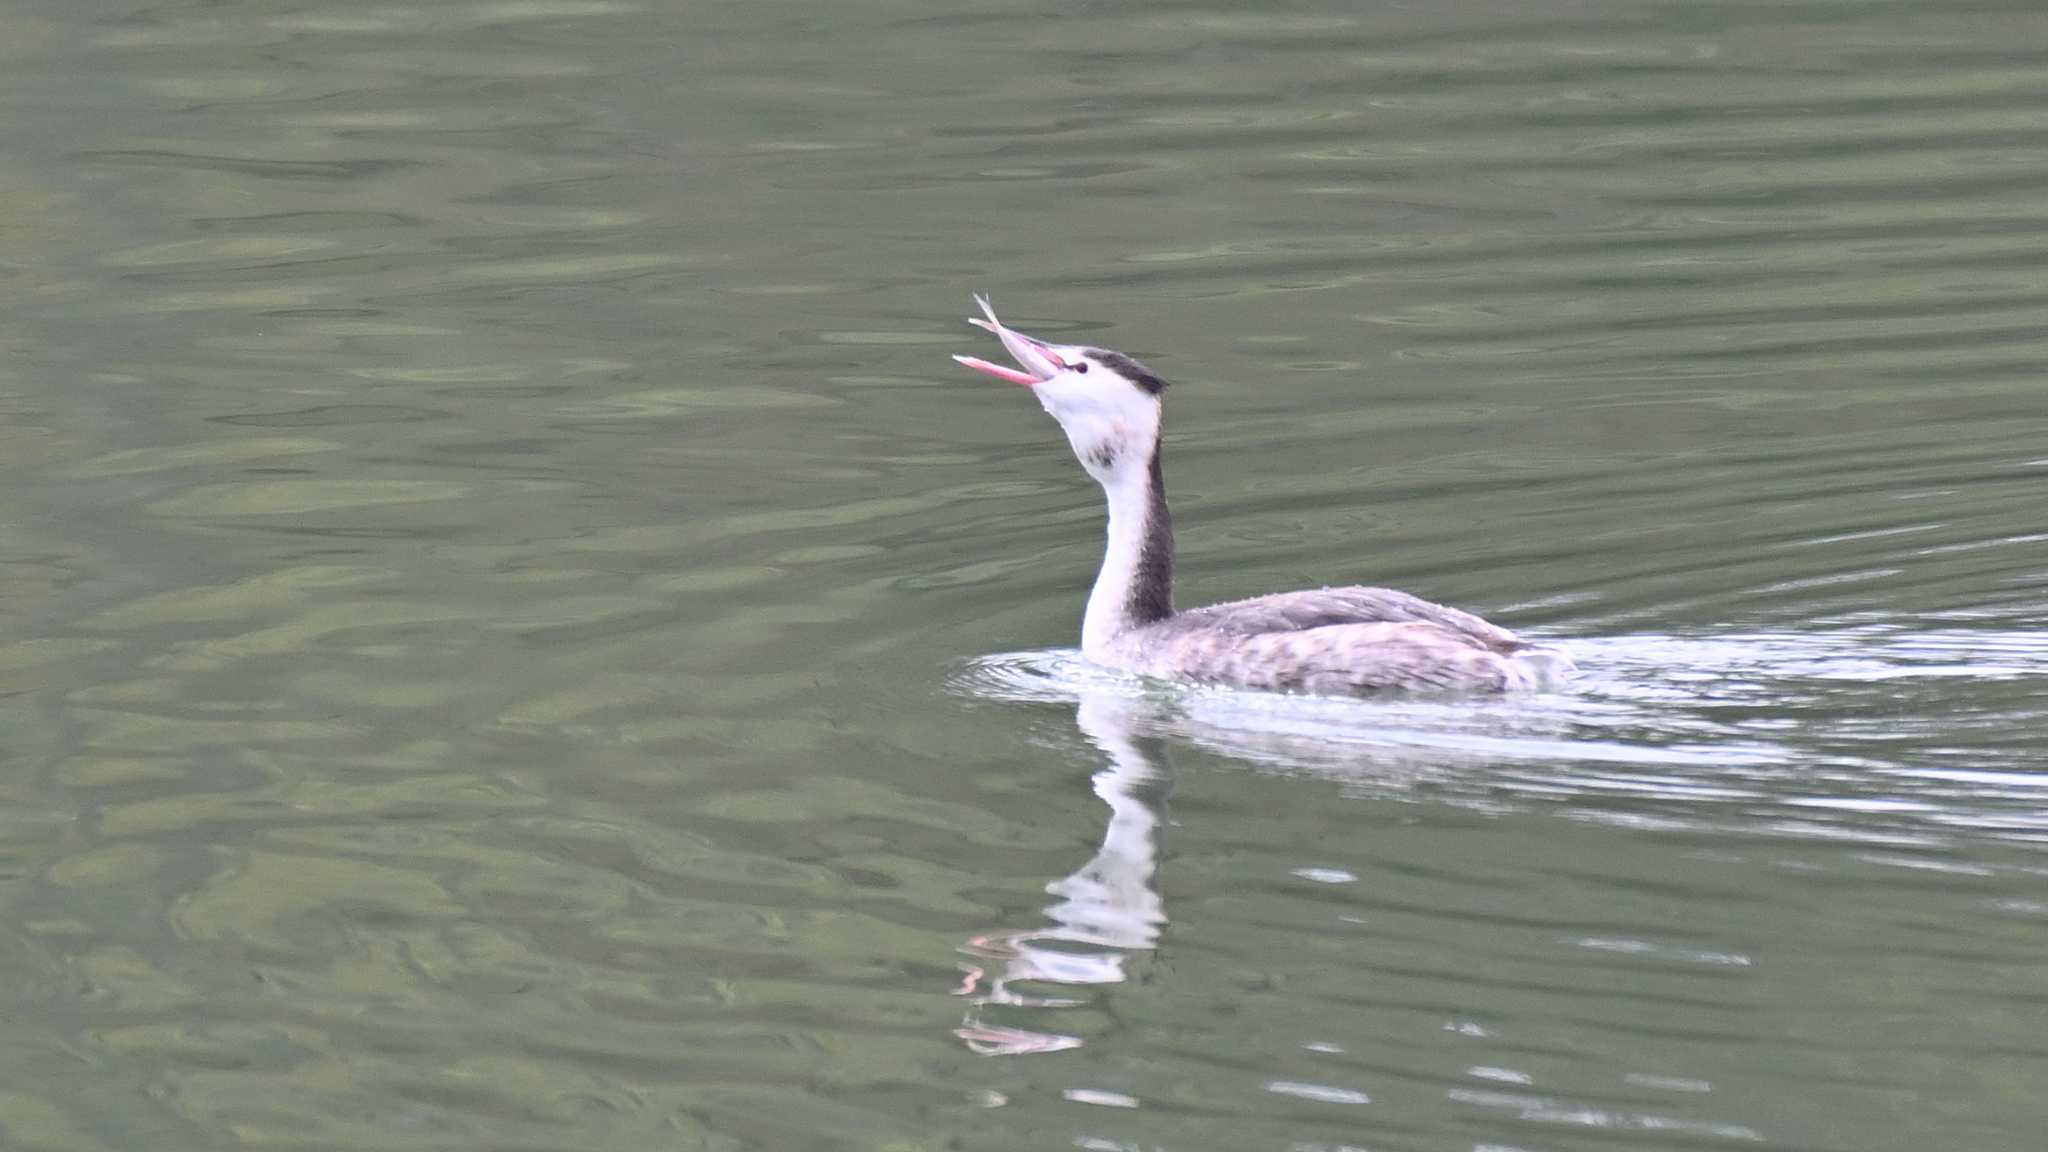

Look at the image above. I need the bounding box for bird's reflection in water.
[954,693,1168,1056]
[945,650,1585,1056]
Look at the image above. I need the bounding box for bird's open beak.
[952,294,1067,386]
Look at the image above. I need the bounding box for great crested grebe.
[954,296,1571,694]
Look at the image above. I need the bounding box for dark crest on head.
[1089,349,1169,396]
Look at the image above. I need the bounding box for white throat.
[1080,448,1174,659]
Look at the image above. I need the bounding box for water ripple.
[954,623,2048,847]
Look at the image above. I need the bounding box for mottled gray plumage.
[954,296,1572,695]
[1097,590,1552,694]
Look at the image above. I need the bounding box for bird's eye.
[1074,361,1090,374]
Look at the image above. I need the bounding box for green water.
[4,1,2047,1149]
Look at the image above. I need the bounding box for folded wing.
[1171,585,1525,654]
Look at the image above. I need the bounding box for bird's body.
[1097,589,1563,695]
[954,296,1569,694]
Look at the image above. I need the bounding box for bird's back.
[1107,585,1561,694]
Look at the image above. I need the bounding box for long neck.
[1082,445,1174,658]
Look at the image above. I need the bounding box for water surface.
[4,1,2047,1149]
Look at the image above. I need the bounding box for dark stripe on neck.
[1128,443,1174,625]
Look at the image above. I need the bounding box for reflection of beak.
[953,294,1067,386]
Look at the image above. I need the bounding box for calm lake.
[4,1,2046,1149]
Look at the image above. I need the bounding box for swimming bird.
[953,296,1570,694]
